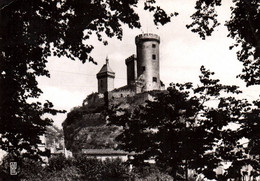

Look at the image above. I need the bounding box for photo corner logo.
[10,161,18,176]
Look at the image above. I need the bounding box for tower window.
[152,54,156,60]
[142,66,146,71]
[152,44,156,48]
[153,77,157,82]
[100,80,103,88]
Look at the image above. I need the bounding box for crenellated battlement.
[135,33,160,45]
[125,54,136,64]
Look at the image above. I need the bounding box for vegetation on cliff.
[62,95,121,153]
[62,90,161,153]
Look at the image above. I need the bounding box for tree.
[228,98,260,179]
[0,0,258,160]
[186,0,260,86]
[108,66,255,180]
[0,0,172,159]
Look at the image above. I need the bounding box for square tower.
[125,54,137,86]
[96,58,115,94]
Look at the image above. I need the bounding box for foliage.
[186,0,260,86]
[73,155,172,181]
[0,0,66,159]
[74,154,106,180]
[108,66,259,180]
[226,0,260,86]
[101,158,130,180]
[131,164,174,181]
[43,166,81,181]
[0,153,137,180]
[228,98,260,179]
[47,154,130,181]
[47,154,74,172]
[19,158,46,180]
[1,0,259,165]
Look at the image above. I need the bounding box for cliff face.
[62,103,108,153]
[62,90,164,155]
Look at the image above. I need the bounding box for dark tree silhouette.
[108,66,259,180]
[0,0,259,160]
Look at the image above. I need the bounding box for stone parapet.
[135,33,160,45]
[125,54,136,65]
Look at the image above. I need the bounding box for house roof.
[82,149,134,156]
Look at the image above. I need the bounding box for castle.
[83,33,165,108]
[64,33,166,156]
[96,33,164,96]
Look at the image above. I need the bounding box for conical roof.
[97,63,114,74]
[97,57,115,78]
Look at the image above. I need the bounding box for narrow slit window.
[100,80,103,88]
[142,66,146,71]
[152,44,156,48]
[152,54,156,60]
[153,77,157,82]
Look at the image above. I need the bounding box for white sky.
[37,0,260,128]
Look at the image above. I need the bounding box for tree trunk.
[185,159,188,181]
[172,169,177,181]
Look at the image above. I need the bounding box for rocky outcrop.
[62,90,165,155]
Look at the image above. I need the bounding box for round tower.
[135,33,160,91]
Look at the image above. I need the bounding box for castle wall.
[128,92,154,105]
[109,89,136,99]
[108,91,157,111]
[84,93,104,108]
